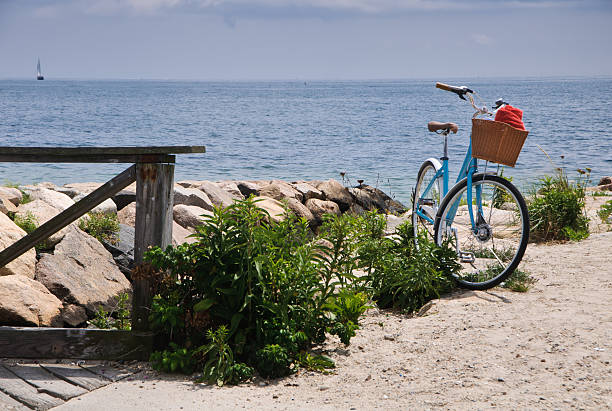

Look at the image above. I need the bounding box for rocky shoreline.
[0,178,406,329]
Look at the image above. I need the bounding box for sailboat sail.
[37,58,44,80]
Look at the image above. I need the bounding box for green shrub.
[13,212,38,234]
[79,212,120,244]
[527,169,589,242]
[90,292,131,330]
[501,269,537,292]
[144,199,459,385]
[150,343,197,374]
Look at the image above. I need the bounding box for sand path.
[54,227,611,410]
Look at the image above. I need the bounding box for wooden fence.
[0,146,205,359]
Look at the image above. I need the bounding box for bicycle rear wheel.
[412,159,442,241]
[434,174,529,290]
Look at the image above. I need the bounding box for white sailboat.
[37,58,44,80]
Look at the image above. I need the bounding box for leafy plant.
[296,352,335,373]
[326,291,372,345]
[598,200,612,224]
[79,212,120,244]
[90,292,131,330]
[198,326,253,386]
[501,269,537,292]
[13,212,38,234]
[527,169,589,242]
[255,344,292,379]
[150,343,197,374]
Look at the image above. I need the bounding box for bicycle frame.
[415,135,483,233]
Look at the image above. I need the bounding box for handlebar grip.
[436,82,454,92]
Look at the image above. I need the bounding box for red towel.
[495,105,525,130]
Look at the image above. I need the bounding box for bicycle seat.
[428,121,458,134]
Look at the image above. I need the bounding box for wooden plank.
[0,327,153,360]
[132,162,175,331]
[38,364,110,391]
[78,364,133,382]
[0,365,63,410]
[0,153,176,163]
[0,165,136,269]
[0,145,205,156]
[0,389,30,411]
[5,364,87,401]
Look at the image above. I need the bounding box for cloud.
[471,33,493,46]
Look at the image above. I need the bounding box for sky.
[1,0,611,80]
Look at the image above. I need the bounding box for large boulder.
[253,196,286,223]
[286,198,316,227]
[0,212,36,278]
[0,186,23,205]
[315,179,353,212]
[291,182,324,202]
[216,181,245,200]
[0,197,17,215]
[172,221,197,246]
[0,275,63,327]
[350,185,406,214]
[173,204,213,230]
[102,224,135,278]
[305,198,341,225]
[198,181,236,208]
[598,176,612,186]
[236,181,262,197]
[35,227,132,316]
[62,182,103,195]
[176,180,207,189]
[259,181,303,203]
[73,193,117,215]
[117,202,136,227]
[174,186,214,211]
[28,187,75,211]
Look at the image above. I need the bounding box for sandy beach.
[53,196,612,411]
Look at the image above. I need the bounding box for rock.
[286,198,316,227]
[0,275,63,327]
[0,186,23,205]
[173,204,213,230]
[172,221,197,246]
[259,181,303,203]
[291,182,324,202]
[113,187,137,211]
[385,213,411,235]
[73,193,117,214]
[598,176,612,186]
[236,181,262,197]
[102,224,134,278]
[118,202,136,227]
[254,196,286,222]
[0,197,17,214]
[0,212,36,278]
[198,181,236,208]
[62,182,103,195]
[350,185,406,214]
[176,180,206,189]
[28,187,75,211]
[316,179,353,212]
[216,181,245,200]
[598,183,612,191]
[305,198,341,225]
[174,186,214,211]
[35,227,132,316]
[60,304,88,327]
[15,199,72,246]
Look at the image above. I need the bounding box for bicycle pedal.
[460,252,475,263]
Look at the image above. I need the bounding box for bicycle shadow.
[441,289,512,304]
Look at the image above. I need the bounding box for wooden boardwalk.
[0,360,139,410]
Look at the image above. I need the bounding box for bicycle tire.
[434,174,529,290]
[412,159,442,242]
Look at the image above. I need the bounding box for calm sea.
[1,78,610,204]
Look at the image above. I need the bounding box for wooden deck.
[0,360,140,410]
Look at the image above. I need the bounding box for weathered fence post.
[132,162,175,331]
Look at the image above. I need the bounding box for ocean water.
[1,78,610,204]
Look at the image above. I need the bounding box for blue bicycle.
[412,82,529,290]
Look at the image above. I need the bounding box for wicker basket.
[471,118,529,167]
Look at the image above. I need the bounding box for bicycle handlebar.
[436,82,474,100]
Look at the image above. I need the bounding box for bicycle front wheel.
[434,174,529,290]
[412,159,442,241]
